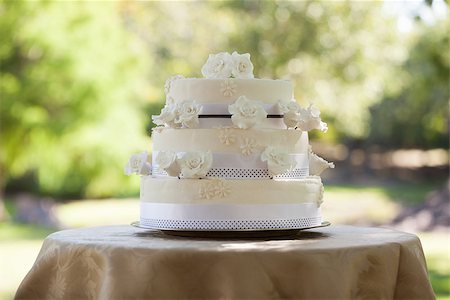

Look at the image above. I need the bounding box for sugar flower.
[229,96,267,129]
[298,103,328,132]
[152,104,180,128]
[278,100,302,129]
[155,151,180,177]
[124,151,152,176]
[201,52,233,79]
[261,147,296,176]
[231,51,254,79]
[179,151,213,178]
[309,147,335,176]
[175,100,203,128]
[199,178,231,200]
[240,137,258,156]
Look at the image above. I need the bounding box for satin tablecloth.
[15,225,434,299]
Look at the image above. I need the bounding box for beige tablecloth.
[16,225,434,299]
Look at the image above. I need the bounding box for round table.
[16,225,435,299]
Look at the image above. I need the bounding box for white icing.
[164,75,184,104]
[140,176,324,205]
[169,78,293,105]
[152,128,309,155]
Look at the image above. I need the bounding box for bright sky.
[382,0,448,32]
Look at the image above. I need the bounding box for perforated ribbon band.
[152,152,309,179]
[140,202,322,230]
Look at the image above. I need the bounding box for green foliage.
[216,1,406,139]
[0,2,150,198]
[0,1,448,199]
[368,18,449,149]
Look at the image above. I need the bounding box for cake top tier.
[154,51,327,132]
[165,51,292,105]
[167,77,292,105]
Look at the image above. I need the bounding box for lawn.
[1,183,449,300]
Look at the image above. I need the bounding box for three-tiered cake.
[125,52,334,231]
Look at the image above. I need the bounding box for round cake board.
[131,221,330,238]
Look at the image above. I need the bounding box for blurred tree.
[0,1,150,205]
[215,1,407,141]
[0,0,447,212]
[368,17,449,149]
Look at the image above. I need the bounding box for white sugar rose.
[179,151,213,178]
[152,104,180,128]
[278,100,301,114]
[201,52,233,79]
[175,100,202,128]
[155,151,180,177]
[309,147,335,176]
[278,100,302,129]
[124,151,152,176]
[231,51,254,79]
[298,103,328,132]
[283,111,301,129]
[261,147,296,176]
[228,96,267,129]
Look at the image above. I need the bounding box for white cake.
[125,51,334,231]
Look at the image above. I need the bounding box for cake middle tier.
[152,128,310,179]
[152,128,309,153]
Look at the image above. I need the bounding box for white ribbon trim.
[140,202,320,221]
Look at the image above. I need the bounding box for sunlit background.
[0,1,449,299]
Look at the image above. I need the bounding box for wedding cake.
[125,51,334,231]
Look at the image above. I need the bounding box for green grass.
[0,183,448,300]
[0,222,55,241]
[56,198,139,227]
[326,181,442,205]
[418,232,450,299]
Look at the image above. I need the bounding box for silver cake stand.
[131,221,331,238]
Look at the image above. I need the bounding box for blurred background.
[0,1,448,299]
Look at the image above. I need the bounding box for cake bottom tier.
[140,176,324,230]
